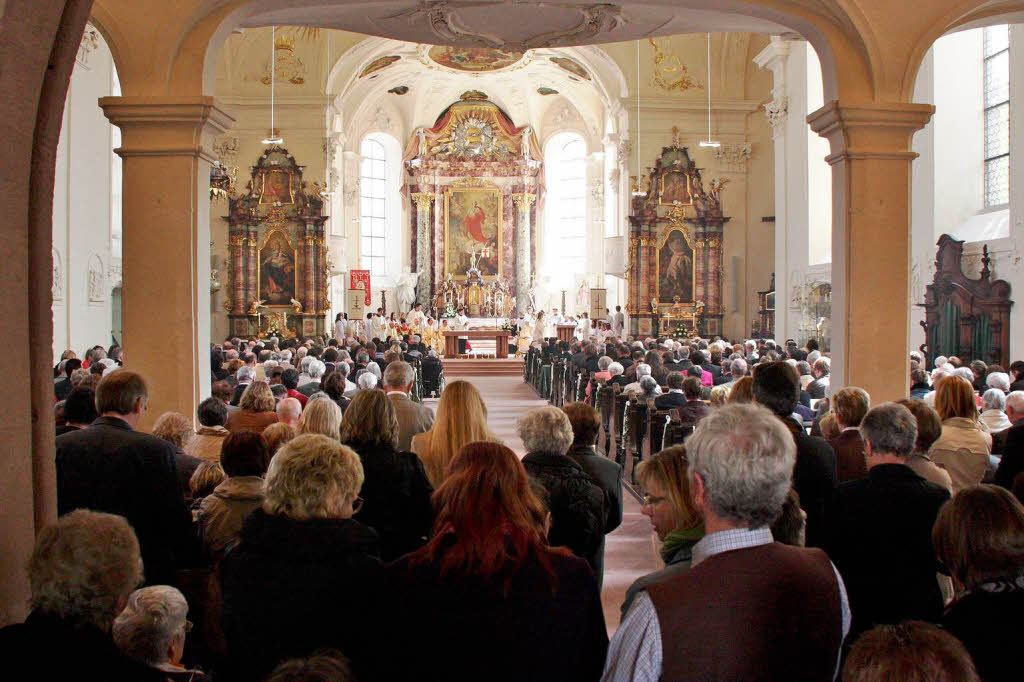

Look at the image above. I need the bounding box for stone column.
[101,96,233,428]
[754,37,792,340]
[512,192,536,313]
[809,102,933,402]
[304,230,316,313]
[411,191,433,305]
[246,228,258,310]
[229,233,245,314]
[706,234,723,313]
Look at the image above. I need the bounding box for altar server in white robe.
[453,308,470,354]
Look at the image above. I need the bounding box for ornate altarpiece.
[404,91,543,314]
[223,147,329,338]
[920,234,1013,368]
[626,135,730,337]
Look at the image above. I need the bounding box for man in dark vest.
[604,403,849,681]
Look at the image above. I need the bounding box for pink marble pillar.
[230,233,245,314]
[304,230,315,313]
[707,236,722,313]
[246,229,258,309]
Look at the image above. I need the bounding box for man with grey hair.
[297,359,326,397]
[230,365,256,406]
[724,357,747,387]
[384,360,434,451]
[357,372,378,390]
[0,510,164,680]
[519,406,607,575]
[276,397,302,428]
[112,585,205,678]
[605,403,849,681]
[825,402,950,643]
[994,390,1024,488]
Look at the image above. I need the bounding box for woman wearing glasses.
[220,434,381,681]
[112,585,211,681]
[621,445,705,619]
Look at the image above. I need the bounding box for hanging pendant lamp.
[699,32,720,148]
[262,25,284,145]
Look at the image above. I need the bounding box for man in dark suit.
[994,391,1024,488]
[675,376,711,424]
[296,359,326,397]
[655,372,688,410]
[700,352,722,379]
[752,361,837,548]
[230,365,255,405]
[562,401,622,590]
[826,402,950,642]
[54,358,82,401]
[55,370,195,585]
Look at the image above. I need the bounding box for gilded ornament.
[649,39,701,92]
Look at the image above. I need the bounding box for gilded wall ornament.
[648,39,701,92]
[261,34,305,85]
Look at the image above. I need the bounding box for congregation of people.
[5,327,1024,681]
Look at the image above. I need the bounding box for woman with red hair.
[385,441,607,681]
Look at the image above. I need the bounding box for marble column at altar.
[101,96,233,428]
[230,233,246,315]
[695,238,707,319]
[512,192,536,313]
[304,230,316,313]
[809,101,933,403]
[246,228,258,310]
[411,191,433,305]
[637,236,651,327]
[707,235,723,313]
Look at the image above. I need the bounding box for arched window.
[544,132,587,289]
[359,132,401,285]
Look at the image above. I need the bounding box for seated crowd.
[6,332,1024,681]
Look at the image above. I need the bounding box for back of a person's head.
[95,370,148,416]
[262,421,297,455]
[340,388,398,448]
[833,387,871,427]
[751,362,799,416]
[298,396,343,440]
[281,368,300,390]
[197,396,228,428]
[666,371,685,390]
[63,385,98,425]
[263,434,364,520]
[266,650,356,682]
[933,484,1024,590]
[111,585,189,666]
[421,441,553,585]
[189,460,226,498]
[934,375,978,421]
[29,509,142,631]
[682,376,702,399]
[561,402,600,448]
[152,412,193,450]
[432,380,491,451]
[220,430,270,477]
[843,621,979,682]
[383,360,414,389]
[770,488,805,546]
[240,381,275,412]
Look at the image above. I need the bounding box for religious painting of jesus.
[657,229,695,304]
[258,169,294,205]
[258,230,297,305]
[444,186,503,280]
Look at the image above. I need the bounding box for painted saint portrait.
[445,188,502,278]
[428,46,524,72]
[259,231,297,305]
[658,230,694,303]
[259,169,294,205]
[659,170,691,206]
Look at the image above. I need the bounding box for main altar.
[222,147,329,338]
[626,130,730,337]
[404,90,543,316]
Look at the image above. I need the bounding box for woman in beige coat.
[198,431,269,557]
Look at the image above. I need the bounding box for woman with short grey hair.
[519,406,608,574]
[980,388,1011,433]
[986,371,1011,393]
[112,585,209,679]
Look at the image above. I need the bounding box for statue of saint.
[395,266,421,312]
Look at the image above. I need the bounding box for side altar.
[222,146,329,338]
[404,90,543,316]
[627,130,731,337]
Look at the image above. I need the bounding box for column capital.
[512,193,537,210]
[100,96,234,162]
[410,191,434,209]
[807,101,935,163]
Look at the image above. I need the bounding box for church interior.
[4,0,1024,677]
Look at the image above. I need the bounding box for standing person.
[383,360,435,451]
[519,407,607,575]
[562,402,623,589]
[604,404,849,681]
[826,403,950,642]
[55,371,195,586]
[613,305,625,337]
[411,380,498,488]
[334,312,347,340]
[386,442,608,682]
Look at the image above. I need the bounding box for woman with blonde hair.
[226,381,278,435]
[411,380,498,488]
[621,445,704,617]
[929,375,992,491]
[220,434,381,680]
[298,396,342,441]
[152,411,203,502]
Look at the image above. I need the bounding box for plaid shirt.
[602,528,851,682]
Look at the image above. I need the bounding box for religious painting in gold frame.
[257,229,298,306]
[658,170,692,206]
[443,185,503,280]
[258,168,295,205]
[656,228,696,304]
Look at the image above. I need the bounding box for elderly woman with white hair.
[0,510,165,680]
[112,586,210,681]
[220,434,382,680]
[623,363,661,396]
[980,388,1012,433]
[519,406,608,575]
[986,371,1011,394]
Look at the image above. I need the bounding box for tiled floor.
[433,370,662,635]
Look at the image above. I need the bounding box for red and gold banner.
[349,270,371,306]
